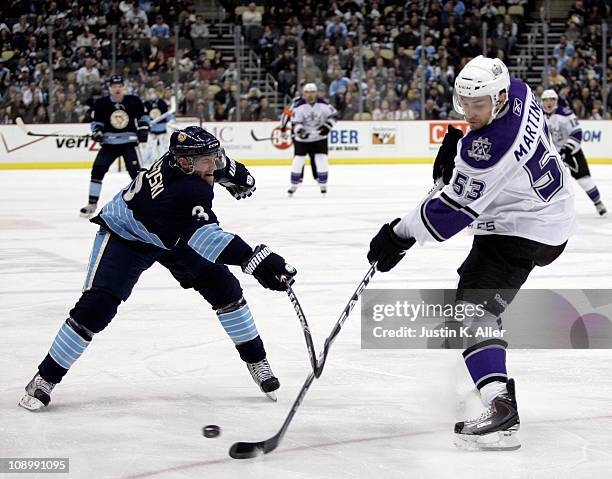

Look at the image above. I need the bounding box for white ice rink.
[1,164,611,479]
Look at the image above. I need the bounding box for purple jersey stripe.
[421,198,476,241]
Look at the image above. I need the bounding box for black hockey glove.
[214,155,256,200]
[242,245,297,291]
[367,218,416,272]
[91,129,104,143]
[318,123,332,136]
[296,129,309,140]
[137,128,149,143]
[432,125,463,184]
[560,146,573,165]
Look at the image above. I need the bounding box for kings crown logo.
[467,137,492,162]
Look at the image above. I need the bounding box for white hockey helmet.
[541,89,558,113]
[453,55,510,123]
[303,83,318,93]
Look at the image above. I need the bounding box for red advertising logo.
[429,122,469,144]
[271,128,293,150]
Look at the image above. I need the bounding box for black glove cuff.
[387,218,416,250]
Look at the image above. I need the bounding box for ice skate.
[80,202,97,218]
[320,184,327,194]
[595,200,607,217]
[287,184,298,196]
[454,379,520,451]
[19,373,56,411]
[247,358,279,401]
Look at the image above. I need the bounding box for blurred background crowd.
[0,0,609,124]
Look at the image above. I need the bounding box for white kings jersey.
[291,97,338,143]
[545,105,582,154]
[394,79,575,247]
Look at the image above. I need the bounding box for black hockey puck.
[203,425,221,438]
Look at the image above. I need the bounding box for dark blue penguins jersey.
[91,156,253,265]
[91,95,149,145]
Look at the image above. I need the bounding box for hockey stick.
[250,130,273,142]
[250,129,297,142]
[16,117,92,139]
[150,95,178,125]
[284,281,317,372]
[149,107,176,125]
[229,264,377,459]
[228,181,444,460]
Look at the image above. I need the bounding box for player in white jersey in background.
[279,94,319,184]
[368,56,575,451]
[542,89,606,216]
[287,83,338,195]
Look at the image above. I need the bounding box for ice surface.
[1,165,611,478]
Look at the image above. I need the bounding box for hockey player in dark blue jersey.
[80,75,150,218]
[20,126,296,411]
[143,87,174,167]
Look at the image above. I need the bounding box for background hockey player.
[143,85,175,167]
[80,75,150,218]
[367,56,575,451]
[542,89,606,216]
[288,83,338,195]
[20,126,296,411]
[279,93,318,183]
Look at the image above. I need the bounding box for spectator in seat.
[151,15,170,39]
[242,3,263,45]
[76,58,101,85]
[190,14,210,47]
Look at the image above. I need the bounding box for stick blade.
[229,435,280,459]
[229,441,265,459]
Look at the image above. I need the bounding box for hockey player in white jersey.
[368,56,575,451]
[279,94,318,183]
[287,83,338,195]
[542,89,606,216]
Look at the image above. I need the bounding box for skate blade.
[264,391,277,402]
[18,394,46,411]
[454,427,521,451]
[80,212,95,219]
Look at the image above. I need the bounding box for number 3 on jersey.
[523,138,563,202]
[123,171,145,202]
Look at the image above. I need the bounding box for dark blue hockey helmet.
[169,126,225,174]
[109,74,124,85]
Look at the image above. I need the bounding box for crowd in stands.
[540,0,610,119]
[236,0,533,120]
[0,0,609,125]
[0,0,275,124]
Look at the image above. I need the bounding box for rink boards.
[1,120,611,169]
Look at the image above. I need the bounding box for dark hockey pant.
[87,144,141,204]
[92,143,141,181]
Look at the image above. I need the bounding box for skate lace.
[466,405,494,425]
[249,359,273,382]
[34,376,55,395]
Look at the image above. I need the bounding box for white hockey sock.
[480,381,508,405]
[576,176,596,194]
[290,155,307,184]
[314,153,328,184]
